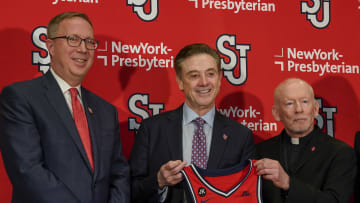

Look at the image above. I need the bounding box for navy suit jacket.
[129,105,255,203]
[0,71,130,203]
[256,127,356,203]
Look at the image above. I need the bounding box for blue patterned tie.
[191,117,207,169]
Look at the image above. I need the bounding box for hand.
[254,158,290,190]
[157,160,187,188]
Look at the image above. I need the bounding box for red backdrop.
[1,0,360,202]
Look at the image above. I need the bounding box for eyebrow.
[186,67,217,74]
[68,34,95,40]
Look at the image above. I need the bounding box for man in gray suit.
[255,78,356,203]
[129,43,256,203]
[0,12,130,203]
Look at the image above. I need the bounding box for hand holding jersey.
[254,158,289,190]
[158,160,187,188]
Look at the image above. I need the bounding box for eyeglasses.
[50,35,99,50]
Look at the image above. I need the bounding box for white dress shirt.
[50,68,83,116]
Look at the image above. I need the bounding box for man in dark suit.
[0,12,130,203]
[129,43,256,203]
[255,78,356,203]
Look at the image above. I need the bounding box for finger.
[161,160,186,178]
[171,172,184,183]
[257,167,279,176]
[172,161,186,173]
[254,159,264,167]
[262,174,278,181]
[166,160,183,170]
[264,159,280,169]
[167,161,186,173]
[254,160,266,172]
[164,170,185,185]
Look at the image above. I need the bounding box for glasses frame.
[50,35,99,50]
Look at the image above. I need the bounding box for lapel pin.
[223,134,228,141]
[311,146,316,152]
[88,107,94,114]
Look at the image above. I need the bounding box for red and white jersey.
[181,159,262,203]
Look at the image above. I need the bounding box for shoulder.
[1,76,43,100]
[141,107,181,125]
[255,134,281,157]
[317,132,354,155]
[82,87,116,110]
[257,134,281,145]
[215,111,251,132]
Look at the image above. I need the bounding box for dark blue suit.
[0,71,130,203]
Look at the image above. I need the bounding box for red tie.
[69,88,94,170]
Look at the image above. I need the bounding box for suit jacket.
[129,105,255,203]
[256,126,356,203]
[354,131,360,203]
[0,71,130,203]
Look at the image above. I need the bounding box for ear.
[272,105,281,121]
[313,99,320,117]
[45,39,55,56]
[217,72,222,88]
[176,75,184,91]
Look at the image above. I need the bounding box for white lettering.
[199,0,275,13]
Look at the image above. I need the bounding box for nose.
[77,39,87,52]
[198,74,208,86]
[295,101,304,113]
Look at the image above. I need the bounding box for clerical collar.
[283,126,318,146]
[291,137,299,145]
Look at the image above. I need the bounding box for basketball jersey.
[181,159,262,203]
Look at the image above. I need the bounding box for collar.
[282,125,318,146]
[50,69,82,97]
[182,102,215,127]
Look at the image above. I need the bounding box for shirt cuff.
[158,186,169,203]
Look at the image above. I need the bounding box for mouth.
[294,117,307,122]
[73,58,87,63]
[197,89,211,94]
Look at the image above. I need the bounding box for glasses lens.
[67,36,80,47]
[86,39,98,50]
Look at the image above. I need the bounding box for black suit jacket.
[354,131,360,203]
[0,71,130,203]
[256,127,356,203]
[129,105,255,203]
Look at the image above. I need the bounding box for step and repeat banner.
[1,0,360,201]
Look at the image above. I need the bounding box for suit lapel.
[207,112,229,169]
[166,106,183,161]
[42,72,93,174]
[81,88,99,177]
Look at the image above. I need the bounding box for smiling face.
[272,78,319,138]
[46,17,94,87]
[176,53,221,116]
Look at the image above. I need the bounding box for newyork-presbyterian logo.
[216,34,251,86]
[301,0,330,29]
[273,47,359,76]
[96,41,173,71]
[187,0,276,13]
[127,0,159,22]
[52,0,99,5]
